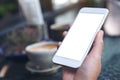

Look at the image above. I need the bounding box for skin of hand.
[62,30,104,80]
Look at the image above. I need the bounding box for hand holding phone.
[52,7,109,68]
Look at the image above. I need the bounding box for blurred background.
[0,0,120,80]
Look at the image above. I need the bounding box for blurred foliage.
[3,26,39,54]
[0,1,17,18]
[85,0,104,7]
[6,27,39,46]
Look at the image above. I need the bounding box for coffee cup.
[25,41,58,70]
[50,23,70,41]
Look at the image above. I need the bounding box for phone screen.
[55,13,104,61]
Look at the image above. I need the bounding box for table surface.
[1,36,120,80]
[0,56,62,80]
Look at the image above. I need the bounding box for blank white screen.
[56,13,104,61]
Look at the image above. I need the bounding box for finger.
[62,67,76,80]
[62,31,68,37]
[58,42,62,46]
[89,30,104,59]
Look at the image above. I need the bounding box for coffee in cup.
[28,44,57,52]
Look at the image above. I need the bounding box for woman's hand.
[62,30,104,80]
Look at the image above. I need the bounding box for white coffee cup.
[25,41,58,70]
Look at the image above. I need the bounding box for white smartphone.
[52,7,109,68]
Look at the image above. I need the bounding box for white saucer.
[26,61,61,74]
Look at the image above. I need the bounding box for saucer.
[26,61,61,74]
